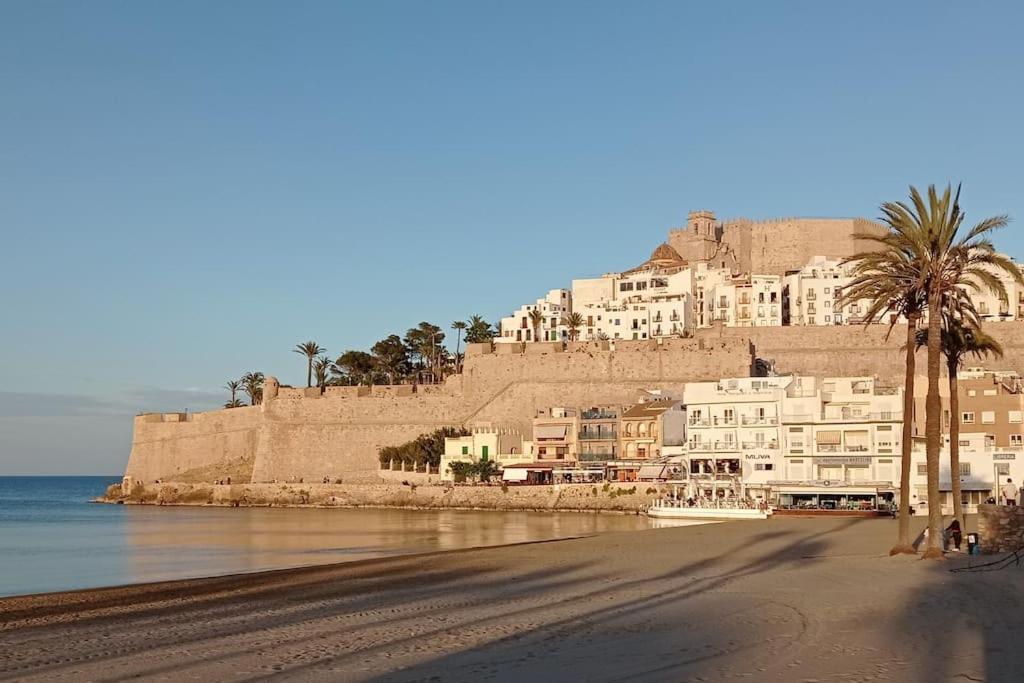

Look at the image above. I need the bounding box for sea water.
[0,476,654,597]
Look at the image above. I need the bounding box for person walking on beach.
[1002,478,1018,506]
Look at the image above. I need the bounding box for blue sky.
[2,1,1023,474]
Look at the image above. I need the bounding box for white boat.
[647,498,771,520]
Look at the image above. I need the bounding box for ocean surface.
[0,476,660,597]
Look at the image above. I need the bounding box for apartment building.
[908,432,1024,515]
[912,369,1024,449]
[577,406,620,463]
[776,376,903,510]
[532,407,579,463]
[683,377,788,502]
[441,428,533,482]
[497,289,571,343]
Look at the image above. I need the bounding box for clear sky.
[2,1,1023,474]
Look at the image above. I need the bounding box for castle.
[121,209,1024,487]
[666,209,886,275]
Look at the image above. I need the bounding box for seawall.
[101,481,664,514]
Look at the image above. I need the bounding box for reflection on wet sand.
[122,506,656,587]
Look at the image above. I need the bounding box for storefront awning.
[816,431,841,445]
[535,425,568,439]
[638,465,666,479]
[502,469,529,482]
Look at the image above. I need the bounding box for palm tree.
[451,321,467,372]
[885,184,1017,558]
[240,371,264,406]
[224,398,245,409]
[464,315,494,344]
[562,312,584,341]
[528,309,544,343]
[224,380,241,406]
[313,355,331,393]
[294,341,326,388]
[916,314,1003,533]
[843,243,927,555]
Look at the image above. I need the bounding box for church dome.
[648,243,684,264]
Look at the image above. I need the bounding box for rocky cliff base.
[99,481,668,514]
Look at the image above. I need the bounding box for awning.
[638,465,667,479]
[816,431,842,445]
[535,425,568,439]
[502,469,529,482]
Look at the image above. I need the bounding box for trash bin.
[967,532,981,555]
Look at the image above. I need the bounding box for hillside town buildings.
[496,209,1024,343]
[442,369,1024,514]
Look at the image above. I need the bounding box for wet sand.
[1,516,1022,681]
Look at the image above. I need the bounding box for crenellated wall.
[124,338,752,484]
[122,322,1024,486]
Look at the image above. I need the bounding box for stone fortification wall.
[125,406,262,484]
[699,321,1024,379]
[125,338,753,485]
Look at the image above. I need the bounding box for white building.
[782,256,855,326]
[497,289,571,344]
[776,376,903,509]
[682,376,790,503]
[441,428,534,481]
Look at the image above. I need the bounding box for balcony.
[688,418,711,427]
[741,441,778,449]
[579,431,617,441]
[578,450,615,462]
[581,409,618,420]
[670,314,680,321]
[689,442,714,451]
[713,441,739,451]
[712,416,737,426]
[652,314,663,322]
[741,415,778,425]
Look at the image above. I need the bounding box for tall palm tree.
[528,309,544,343]
[294,341,326,388]
[843,238,927,555]
[224,380,241,406]
[451,321,467,373]
[240,371,264,406]
[916,314,1003,533]
[562,312,584,342]
[886,184,1017,558]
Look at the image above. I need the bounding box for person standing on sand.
[1002,478,1018,506]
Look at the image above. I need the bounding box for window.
[997,463,1011,475]
[917,463,928,475]
[878,458,892,464]
[636,281,648,290]
[481,446,489,460]
[959,463,971,476]
[982,411,996,425]
[968,390,977,397]
[754,463,775,471]
[1012,434,1023,448]
[619,282,633,292]
[461,446,469,455]
[1010,411,1023,424]
[962,412,975,424]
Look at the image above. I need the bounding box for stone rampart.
[122,321,1024,486]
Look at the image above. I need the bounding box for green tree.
[313,355,331,393]
[240,371,264,406]
[332,350,375,385]
[916,314,1003,533]
[888,184,1017,558]
[562,312,584,341]
[371,335,410,384]
[528,308,544,342]
[224,380,241,406]
[451,321,467,372]
[464,315,494,344]
[223,398,245,409]
[843,240,927,555]
[404,322,444,383]
[294,341,326,388]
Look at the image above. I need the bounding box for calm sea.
[0,476,657,598]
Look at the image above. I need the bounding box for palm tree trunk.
[307,358,313,388]
[892,313,919,555]
[924,294,945,559]
[456,331,462,373]
[949,362,965,532]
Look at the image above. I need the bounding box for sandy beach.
[1,516,1022,682]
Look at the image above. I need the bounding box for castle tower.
[687,210,718,239]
